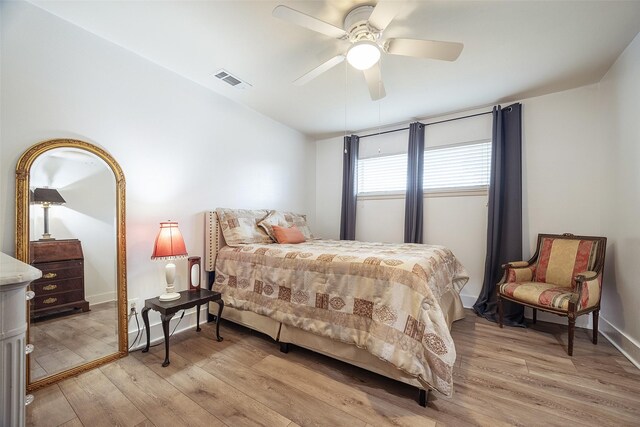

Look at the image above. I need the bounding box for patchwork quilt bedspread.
[214,239,469,395]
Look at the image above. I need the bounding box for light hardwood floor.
[26,309,640,426]
[30,302,119,381]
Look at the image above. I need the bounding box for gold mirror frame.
[15,138,128,392]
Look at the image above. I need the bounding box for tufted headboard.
[204,211,226,272]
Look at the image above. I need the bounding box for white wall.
[315,137,344,240]
[522,85,603,251]
[0,1,314,339]
[598,32,640,365]
[521,84,603,328]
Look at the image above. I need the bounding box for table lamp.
[31,187,66,240]
[151,221,188,301]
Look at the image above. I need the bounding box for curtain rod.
[358,110,492,139]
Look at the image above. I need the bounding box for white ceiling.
[31,1,640,139]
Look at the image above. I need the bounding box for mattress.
[213,239,468,396]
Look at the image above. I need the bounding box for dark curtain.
[473,103,525,326]
[404,122,425,243]
[340,134,359,240]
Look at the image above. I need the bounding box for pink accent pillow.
[272,225,305,244]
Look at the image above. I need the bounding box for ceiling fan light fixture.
[346,40,380,70]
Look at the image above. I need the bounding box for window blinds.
[357,140,491,194]
[358,153,407,193]
[423,140,491,190]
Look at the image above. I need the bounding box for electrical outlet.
[128,298,139,314]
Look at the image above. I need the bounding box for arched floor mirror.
[15,139,127,391]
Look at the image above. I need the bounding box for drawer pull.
[43,272,57,279]
[26,291,35,301]
[43,284,58,291]
[43,297,58,305]
[26,344,34,355]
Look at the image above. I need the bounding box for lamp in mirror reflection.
[30,187,66,240]
[151,221,188,301]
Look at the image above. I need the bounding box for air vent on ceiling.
[214,69,252,89]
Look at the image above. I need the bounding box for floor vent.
[213,69,252,89]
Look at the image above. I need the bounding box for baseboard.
[126,308,203,352]
[459,293,476,309]
[86,291,116,305]
[599,315,640,370]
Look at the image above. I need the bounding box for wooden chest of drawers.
[29,239,89,318]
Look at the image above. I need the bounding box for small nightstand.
[141,289,223,367]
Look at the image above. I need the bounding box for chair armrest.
[571,271,602,310]
[575,271,599,282]
[503,261,530,269]
[502,261,535,283]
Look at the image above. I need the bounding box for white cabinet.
[0,252,42,427]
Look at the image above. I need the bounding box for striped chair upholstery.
[497,233,606,356]
[534,237,600,287]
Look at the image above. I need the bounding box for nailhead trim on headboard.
[205,211,218,272]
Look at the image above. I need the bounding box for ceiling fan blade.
[273,5,346,39]
[363,63,386,101]
[385,38,464,61]
[368,0,403,31]
[293,55,345,86]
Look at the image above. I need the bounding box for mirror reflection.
[28,148,118,382]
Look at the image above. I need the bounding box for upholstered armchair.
[497,233,607,356]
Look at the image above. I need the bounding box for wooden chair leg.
[593,310,599,345]
[497,294,504,328]
[568,317,575,356]
[532,308,537,324]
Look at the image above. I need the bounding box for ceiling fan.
[272,1,464,101]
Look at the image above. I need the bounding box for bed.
[204,209,469,405]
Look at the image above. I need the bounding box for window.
[357,153,407,194]
[357,140,491,195]
[423,140,491,191]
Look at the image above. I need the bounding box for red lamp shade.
[151,221,188,260]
